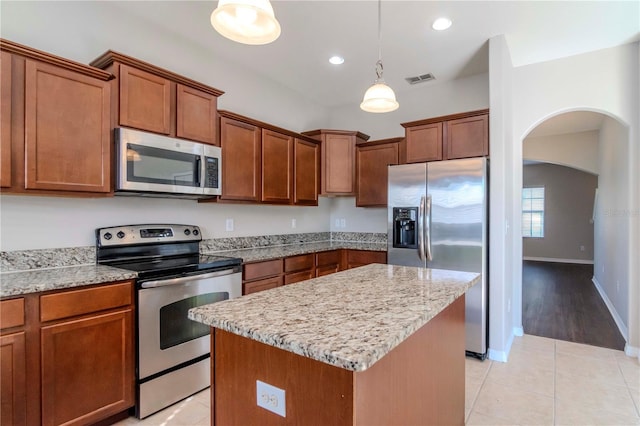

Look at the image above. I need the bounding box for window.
[522,187,545,238]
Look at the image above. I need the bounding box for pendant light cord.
[375,0,384,80]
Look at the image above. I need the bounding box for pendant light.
[210,0,281,45]
[360,0,399,113]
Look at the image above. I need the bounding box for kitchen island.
[189,263,480,425]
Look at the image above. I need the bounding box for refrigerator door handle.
[425,195,433,261]
[418,196,426,261]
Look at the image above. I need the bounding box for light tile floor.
[117,335,640,425]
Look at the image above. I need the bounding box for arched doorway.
[517,110,631,350]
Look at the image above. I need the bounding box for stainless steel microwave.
[115,128,221,198]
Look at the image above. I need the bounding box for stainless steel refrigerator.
[387,158,488,359]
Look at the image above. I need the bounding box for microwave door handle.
[194,157,201,187]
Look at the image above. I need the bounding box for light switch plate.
[225,218,234,232]
[256,380,286,417]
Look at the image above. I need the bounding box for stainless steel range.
[96,224,242,419]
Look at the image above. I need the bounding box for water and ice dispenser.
[392,207,418,249]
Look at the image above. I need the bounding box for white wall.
[594,117,630,337]
[523,130,599,175]
[0,195,332,251]
[511,42,640,355]
[488,35,516,361]
[328,72,489,141]
[328,198,386,233]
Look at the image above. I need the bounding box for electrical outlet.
[256,380,285,417]
[507,299,511,313]
[580,245,585,252]
[225,218,234,232]
[291,219,296,229]
[340,218,346,228]
[334,218,340,228]
[616,280,620,293]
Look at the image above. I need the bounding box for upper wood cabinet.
[262,129,293,204]
[220,115,262,202]
[218,110,320,206]
[91,51,224,145]
[1,50,13,188]
[0,39,112,196]
[293,138,319,206]
[118,64,171,135]
[405,122,442,163]
[356,137,401,207]
[445,114,489,159]
[402,109,489,163]
[302,129,370,196]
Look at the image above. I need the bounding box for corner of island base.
[211,294,465,426]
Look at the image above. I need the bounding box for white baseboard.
[591,277,628,341]
[488,331,515,363]
[624,344,639,358]
[513,326,524,337]
[523,256,594,265]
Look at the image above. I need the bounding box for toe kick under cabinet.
[0,281,135,426]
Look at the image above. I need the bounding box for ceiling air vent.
[405,73,435,85]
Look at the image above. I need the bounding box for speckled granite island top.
[189,264,479,372]
[0,265,138,297]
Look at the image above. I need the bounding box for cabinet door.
[176,84,217,145]
[356,142,399,207]
[1,51,12,188]
[322,133,355,194]
[220,117,261,201]
[119,64,171,135]
[294,139,319,206]
[24,60,110,192]
[444,114,488,159]
[405,123,442,163]
[262,129,293,204]
[41,309,134,426]
[0,332,26,426]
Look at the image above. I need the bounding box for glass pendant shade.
[211,0,281,45]
[360,79,399,113]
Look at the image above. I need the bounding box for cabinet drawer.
[40,281,133,322]
[315,264,340,277]
[243,276,283,295]
[284,270,314,285]
[284,254,314,273]
[0,298,25,330]
[243,259,283,281]
[316,250,342,267]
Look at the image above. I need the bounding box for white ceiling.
[107,1,639,109]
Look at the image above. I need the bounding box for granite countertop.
[0,265,138,298]
[204,241,387,263]
[189,264,480,372]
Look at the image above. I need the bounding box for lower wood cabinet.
[0,281,135,426]
[0,331,26,426]
[0,297,26,426]
[346,250,387,269]
[284,254,315,285]
[315,250,343,277]
[243,259,283,295]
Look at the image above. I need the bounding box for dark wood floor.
[522,260,626,350]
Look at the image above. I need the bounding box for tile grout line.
[553,339,557,426]
[618,357,640,419]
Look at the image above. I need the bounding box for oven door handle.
[140,268,240,288]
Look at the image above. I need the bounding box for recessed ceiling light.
[329,56,345,65]
[432,17,452,31]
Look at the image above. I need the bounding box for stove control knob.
[184,229,191,236]
[192,229,199,236]
[103,232,112,241]
[117,231,126,239]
